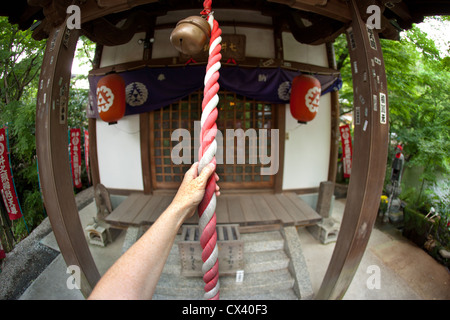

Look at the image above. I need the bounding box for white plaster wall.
[282,93,331,190]
[152,8,275,60]
[152,28,180,59]
[156,9,272,27]
[99,32,146,67]
[282,32,329,67]
[96,115,144,191]
[96,13,332,192]
[221,26,275,59]
[152,26,274,60]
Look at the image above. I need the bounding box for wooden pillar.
[88,44,102,189]
[317,0,389,299]
[140,17,156,195]
[140,112,152,194]
[274,104,286,194]
[88,118,101,188]
[273,16,286,194]
[326,42,340,183]
[35,24,100,297]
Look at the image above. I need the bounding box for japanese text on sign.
[180,34,246,62]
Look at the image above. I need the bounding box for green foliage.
[334,17,450,212]
[6,101,44,239]
[68,80,89,130]
[333,33,353,116]
[426,180,450,217]
[74,36,96,69]
[0,18,45,106]
[69,35,95,130]
[390,25,450,207]
[0,17,46,240]
[403,206,449,267]
[0,20,94,240]
[403,25,441,62]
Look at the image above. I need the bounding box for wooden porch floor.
[104,192,322,230]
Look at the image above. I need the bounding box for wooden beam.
[382,0,412,22]
[317,0,389,299]
[35,24,100,297]
[79,0,159,25]
[268,0,351,22]
[155,21,274,31]
[88,57,341,77]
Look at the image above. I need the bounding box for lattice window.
[150,90,275,189]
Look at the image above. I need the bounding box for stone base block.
[307,218,340,244]
[85,220,121,247]
[178,224,244,276]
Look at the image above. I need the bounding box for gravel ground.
[0,187,94,300]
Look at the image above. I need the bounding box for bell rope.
[197,0,222,301]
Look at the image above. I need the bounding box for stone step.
[174,229,284,251]
[221,288,298,300]
[172,230,284,254]
[243,250,289,273]
[162,248,290,275]
[154,268,294,299]
[153,229,299,300]
[241,231,285,253]
[220,268,294,294]
[165,231,289,270]
[153,288,298,300]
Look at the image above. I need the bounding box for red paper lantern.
[96,73,126,124]
[290,75,322,123]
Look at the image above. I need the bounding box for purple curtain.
[87,65,341,118]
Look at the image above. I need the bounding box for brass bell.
[170,16,211,56]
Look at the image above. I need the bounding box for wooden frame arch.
[35,26,101,296]
[35,0,388,298]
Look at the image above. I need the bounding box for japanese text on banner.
[84,129,90,185]
[339,124,353,178]
[69,128,82,189]
[0,128,23,220]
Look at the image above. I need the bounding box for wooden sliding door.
[149,90,277,190]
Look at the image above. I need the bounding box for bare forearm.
[88,204,187,300]
[88,162,218,300]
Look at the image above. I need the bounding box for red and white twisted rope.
[198,0,222,301]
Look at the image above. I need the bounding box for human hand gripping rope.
[197,0,222,300]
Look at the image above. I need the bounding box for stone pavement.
[5,190,449,300]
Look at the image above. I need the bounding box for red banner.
[0,128,23,220]
[0,241,5,260]
[84,129,91,185]
[339,124,353,178]
[69,128,82,189]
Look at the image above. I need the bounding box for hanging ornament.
[96,73,126,124]
[290,75,322,124]
[170,15,211,56]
